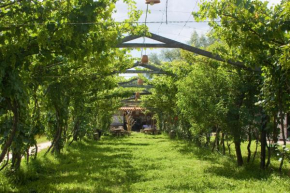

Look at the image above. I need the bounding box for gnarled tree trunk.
[260,111,268,170]
[221,133,225,155]
[11,151,22,170]
[234,139,244,166]
[247,128,252,163]
[0,99,19,164]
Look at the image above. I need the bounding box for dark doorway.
[132,118,142,132]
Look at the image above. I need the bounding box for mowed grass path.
[2,133,290,193]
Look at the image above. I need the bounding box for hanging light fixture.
[141,55,148,64]
[146,0,160,5]
[135,92,140,101]
[137,79,144,85]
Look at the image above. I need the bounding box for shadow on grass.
[204,163,273,181]
[171,140,276,181]
[8,134,289,192]
[100,142,150,146]
[16,138,145,193]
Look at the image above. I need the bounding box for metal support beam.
[118,33,257,71]
[122,102,142,105]
[132,62,164,71]
[118,78,138,85]
[121,70,168,74]
[121,85,153,89]
[122,100,141,104]
[124,92,152,101]
[117,43,176,48]
[114,62,173,76]
[139,92,152,95]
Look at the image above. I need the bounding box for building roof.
[119,107,146,111]
[111,123,124,126]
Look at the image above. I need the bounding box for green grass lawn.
[1,133,290,193]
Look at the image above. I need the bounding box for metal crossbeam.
[121,85,153,88]
[124,92,152,100]
[118,78,138,86]
[122,100,141,104]
[118,32,257,71]
[122,70,168,74]
[132,62,163,71]
[119,43,175,48]
[115,62,172,76]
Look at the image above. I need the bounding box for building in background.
[111,107,155,132]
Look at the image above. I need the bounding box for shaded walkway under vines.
[1,133,290,193]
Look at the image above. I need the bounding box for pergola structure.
[112,32,258,131]
[118,78,153,89]
[117,32,252,70]
[113,32,287,137]
[115,61,170,75]
[120,90,152,107]
[116,32,254,108]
